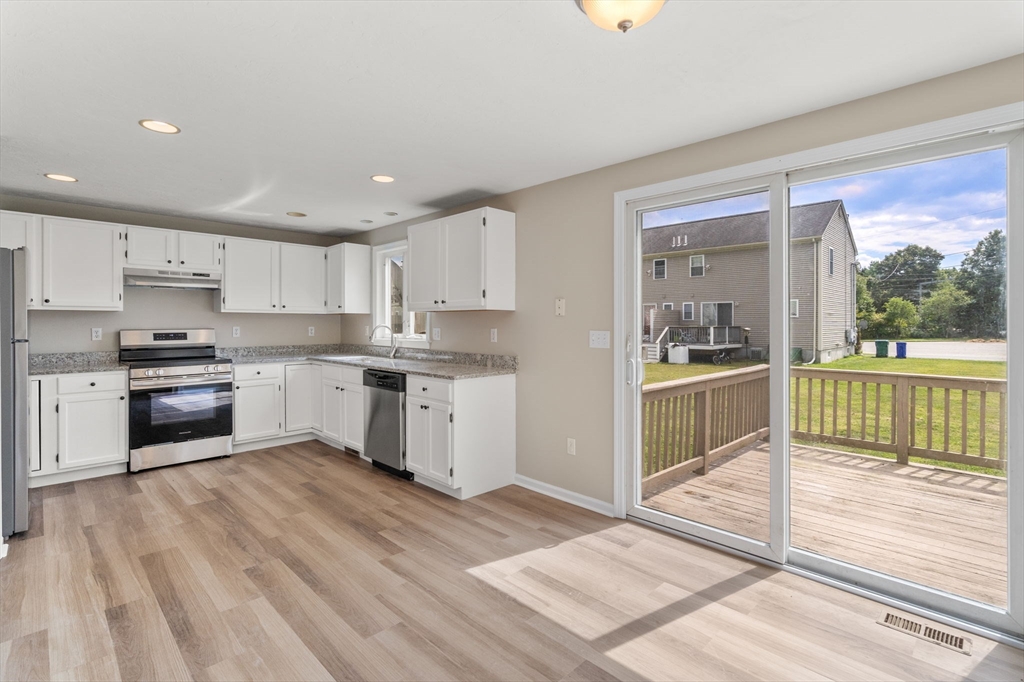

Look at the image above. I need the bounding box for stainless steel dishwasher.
[363,369,412,479]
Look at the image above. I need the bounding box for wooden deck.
[643,441,1008,607]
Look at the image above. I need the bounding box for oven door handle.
[130,376,233,391]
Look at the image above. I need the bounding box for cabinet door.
[442,210,485,309]
[407,220,442,311]
[223,238,279,312]
[326,245,345,312]
[285,365,313,432]
[57,391,126,469]
[42,218,123,310]
[310,365,323,432]
[406,397,430,477]
[343,385,364,451]
[234,379,282,442]
[321,380,344,442]
[0,211,43,308]
[179,232,223,271]
[279,244,326,313]
[406,398,452,485]
[29,379,41,472]
[127,226,177,267]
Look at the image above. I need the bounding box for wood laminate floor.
[1,441,1021,681]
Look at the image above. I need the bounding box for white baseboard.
[513,474,616,517]
[28,461,129,488]
[232,432,315,453]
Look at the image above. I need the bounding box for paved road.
[861,341,1006,361]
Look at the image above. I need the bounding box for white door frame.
[613,102,1024,640]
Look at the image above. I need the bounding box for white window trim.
[790,298,800,318]
[662,303,674,311]
[652,258,667,279]
[371,240,431,349]
[700,300,734,326]
[828,246,835,276]
[682,302,694,321]
[690,254,705,277]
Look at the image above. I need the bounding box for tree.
[918,281,971,338]
[856,273,874,319]
[882,297,918,339]
[865,244,945,308]
[955,230,1006,337]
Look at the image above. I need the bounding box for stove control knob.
[214,365,223,372]
[156,369,165,376]
[204,365,211,372]
[145,369,154,376]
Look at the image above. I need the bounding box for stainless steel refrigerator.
[1,247,29,537]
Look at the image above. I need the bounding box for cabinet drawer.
[321,364,343,382]
[234,364,280,381]
[57,372,125,395]
[342,368,363,385]
[408,375,453,403]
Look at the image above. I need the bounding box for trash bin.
[790,347,803,363]
[895,341,907,359]
[668,344,689,364]
[875,340,890,358]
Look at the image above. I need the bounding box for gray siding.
[789,241,816,354]
[818,208,856,362]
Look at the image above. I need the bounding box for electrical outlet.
[589,330,610,349]
[91,328,102,341]
[432,327,441,341]
[490,328,498,343]
[232,326,240,338]
[365,325,370,337]
[567,438,576,456]
[555,298,566,316]
[308,326,315,337]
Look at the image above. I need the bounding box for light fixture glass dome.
[576,0,666,33]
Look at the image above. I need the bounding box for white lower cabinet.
[321,379,344,442]
[342,382,364,451]
[406,397,452,485]
[58,391,127,469]
[234,367,283,443]
[285,364,315,432]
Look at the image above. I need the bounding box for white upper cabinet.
[41,217,124,310]
[407,207,515,312]
[127,226,177,267]
[178,232,223,271]
[279,244,326,313]
[326,243,371,314]
[221,237,279,312]
[0,210,43,308]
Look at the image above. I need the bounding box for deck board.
[643,442,1008,606]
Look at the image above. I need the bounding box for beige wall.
[0,196,345,352]
[337,55,1024,505]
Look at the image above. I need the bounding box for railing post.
[696,387,710,475]
[896,376,910,464]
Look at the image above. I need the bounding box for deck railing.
[665,326,742,346]
[791,367,1007,471]
[642,365,769,493]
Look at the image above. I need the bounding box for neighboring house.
[642,199,858,363]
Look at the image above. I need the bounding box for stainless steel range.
[120,329,233,472]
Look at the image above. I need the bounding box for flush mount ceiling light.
[139,119,181,134]
[384,212,398,216]
[360,219,374,224]
[574,0,666,32]
[370,175,395,183]
[44,173,77,182]
[286,212,307,217]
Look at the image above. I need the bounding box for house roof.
[643,200,845,255]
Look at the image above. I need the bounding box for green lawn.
[642,359,766,385]
[823,355,1006,379]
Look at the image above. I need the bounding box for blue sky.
[642,149,1007,269]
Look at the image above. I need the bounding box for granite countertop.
[30,361,128,376]
[231,354,516,380]
[29,352,128,376]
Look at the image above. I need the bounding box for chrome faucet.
[369,324,399,359]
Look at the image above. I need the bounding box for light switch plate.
[432,328,441,341]
[589,330,610,349]
[308,326,315,337]
[91,328,102,341]
[490,328,498,343]
[232,326,240,338]
[567,438,576,456]
[555,298,566,316]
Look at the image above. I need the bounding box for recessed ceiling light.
[286,212,307,217]
[44,173,77,182]
[360,220,374,224]
[139,119,181,134]
[370,175,394,183]
[384,212,398,216]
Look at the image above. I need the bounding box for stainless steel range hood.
[124,267,221,290]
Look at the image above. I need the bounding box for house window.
[662,303,674,311]
[829,247,835,276]
[653,259,667,279]
[690,254,705,277]
[372,241,429,347]
[700,301,733,326]
[682,302,694,321]
[790,299,800,318]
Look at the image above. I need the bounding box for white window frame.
[614,103,1024,642]
[689,254,705,277]
[662,302,674,311]
[371,240,431,349]
[682,302,694,321]
[652,258,667,279]
[828,246,835,276]
[700,301,734,326]
[790,299,800,318]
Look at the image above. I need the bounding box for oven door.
[129,377,233,450]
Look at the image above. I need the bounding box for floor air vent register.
[878,612,973,655]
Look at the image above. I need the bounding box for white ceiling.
[1,1,1021,236]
